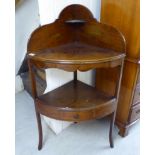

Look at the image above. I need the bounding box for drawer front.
[129,104,140,123]
[133,84,140,105]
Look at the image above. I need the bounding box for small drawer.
[129,104,140,123]
[133,85,140,105]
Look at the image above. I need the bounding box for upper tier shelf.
[28,42,125,65]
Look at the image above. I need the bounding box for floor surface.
[16,91,140,155]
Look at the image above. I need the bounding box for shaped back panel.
[27,4,126,53]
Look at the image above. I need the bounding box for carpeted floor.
[15,91,139,155]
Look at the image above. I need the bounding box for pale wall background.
[15,0,40,93]
[15,0,40,75]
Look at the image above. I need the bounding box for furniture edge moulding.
[27,56,125,72]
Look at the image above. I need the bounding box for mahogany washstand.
[27,4,126,150]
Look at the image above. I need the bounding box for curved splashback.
[27,4,126,54]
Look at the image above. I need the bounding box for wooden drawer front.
[133,84,140,105]
[129,104,140,123]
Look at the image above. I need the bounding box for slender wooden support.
[114,59,124,99]
[28,59,43,150]
[109,112,115,148]
[109,59,124,148]
[36,112,43,150]
[74,71,77,88]
[74,71,77,81]
[28,60,37,99]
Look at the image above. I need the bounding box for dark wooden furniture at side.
[27,4,126,150]
[96,0,140,137]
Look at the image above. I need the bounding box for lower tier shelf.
[36,80,116,121]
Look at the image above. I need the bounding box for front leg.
[35,112,43,150]
[109,112,115,148]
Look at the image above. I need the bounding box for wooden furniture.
[96,0,140,137]
[27,4,126,150]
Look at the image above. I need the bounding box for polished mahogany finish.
[27,4,125,150]
[96,0,140,137]
[36,80,117,122]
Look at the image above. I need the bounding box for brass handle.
[65,19,86,24]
